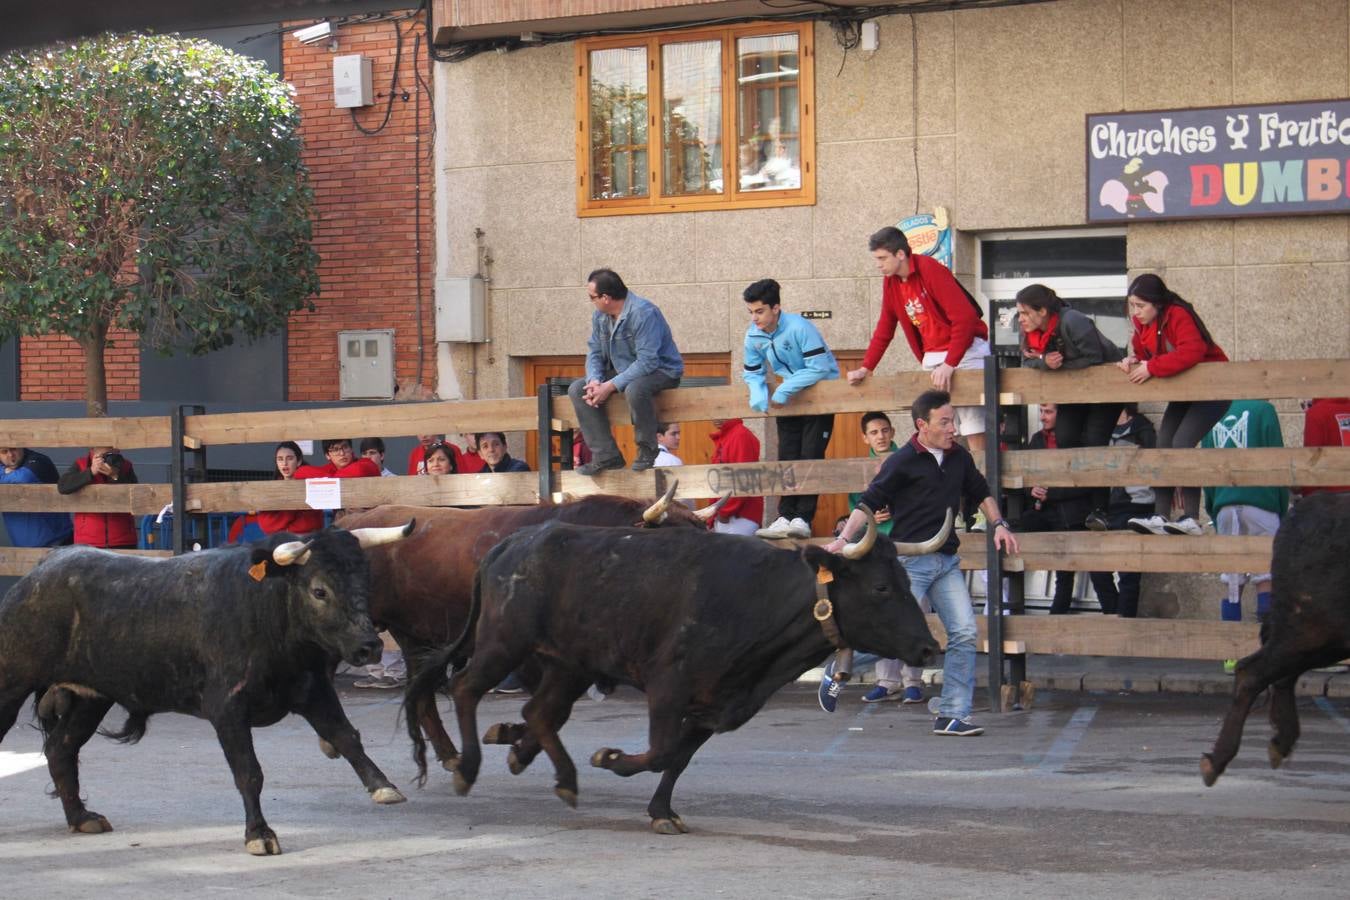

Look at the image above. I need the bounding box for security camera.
[293,21,335,45]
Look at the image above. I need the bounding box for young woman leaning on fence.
[1117,273,1229,537]
[1015,283,1125,528]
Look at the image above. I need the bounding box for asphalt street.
[2,683,1348,898]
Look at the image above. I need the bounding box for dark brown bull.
[336,484,724,769]
[1202,493,1350,787]
[405,509,946,834]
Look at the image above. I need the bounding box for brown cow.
[336,485,724,770]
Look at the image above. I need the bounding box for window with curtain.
[576,22,814,216]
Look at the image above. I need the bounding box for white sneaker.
[1162,516,1204,536]
[755,516,793,539]
[1127,515,1169,535]
[786,517,813,539]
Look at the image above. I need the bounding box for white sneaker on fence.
[1162,516,1204,536]
[1127,515,1169,535]
[786,517,813,539]
[756,516,793,539]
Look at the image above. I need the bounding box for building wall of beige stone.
[431,0,1349,616]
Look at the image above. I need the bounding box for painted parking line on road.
[1314,697,1350,734]
[1035,705,1098,775]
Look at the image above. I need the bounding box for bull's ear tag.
[816,566,834,585]
[248,560,267,582]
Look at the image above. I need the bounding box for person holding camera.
[58,446,139,549]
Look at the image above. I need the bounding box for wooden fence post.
[170,405,205,554]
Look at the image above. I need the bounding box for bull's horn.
[893,508,954,556]
[839,510,878,560]
[350,519,417,549]
[693,489,733,522]
[272,540,314,567]
[642,481,679,525]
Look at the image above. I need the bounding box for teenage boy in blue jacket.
[741,278,839,538]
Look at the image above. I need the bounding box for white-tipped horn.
[272,540,314,567]
[893,508,954,556]
[839,509,878,560]
[642,480,679,525]
[350,519,416,549]
[693,489,733,522]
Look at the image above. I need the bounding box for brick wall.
[18,12,434,404]
[286,13,434,401]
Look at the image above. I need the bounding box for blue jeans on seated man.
[856,552,976,721]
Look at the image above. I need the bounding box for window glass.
[662,40,722,196]
[589,46,649,200]
[736,33,801,193]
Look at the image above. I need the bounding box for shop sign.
[898,206,953,269]
[1086,99,1350,222]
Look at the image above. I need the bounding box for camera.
[102,452,123,469]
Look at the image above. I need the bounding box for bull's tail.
[404,564,483,786]
[98,711,149,744]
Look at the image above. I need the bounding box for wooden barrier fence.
[1,356,1345,706]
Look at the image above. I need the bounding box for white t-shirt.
[655,448,682,467]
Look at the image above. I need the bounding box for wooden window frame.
[575,21,815,218]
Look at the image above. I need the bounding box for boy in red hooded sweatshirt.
[706,418,763,535]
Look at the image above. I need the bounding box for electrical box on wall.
[333,55,373,108]
[435,276,487,343]
[338,329,395,399]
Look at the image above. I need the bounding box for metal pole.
[536,385,555,503]
[984,359,1005,713]
[171,405,186,555]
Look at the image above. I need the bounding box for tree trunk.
[79,326,109,419]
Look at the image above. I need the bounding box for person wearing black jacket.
[1016,283,1125,527]
[825,390,1018,737]
[1088,405,1157,618]
[1015,404,1091,615]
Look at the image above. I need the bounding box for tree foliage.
[0,33,319,415]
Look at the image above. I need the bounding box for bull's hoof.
[651,816,688,835]
[590,748,621,769]
[554,786,578,809]
[318,738,340,760]
[371,786,406,804]
[452,771,472,796]
[440,755,460,773]
[1199,754,1219,787]
[69,812,113,834]
[483,723,508,744]
[507,748,526,775]
[245,830,282,856]
[1268,741,1287,770]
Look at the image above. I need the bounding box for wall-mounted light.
[293,21,335,45]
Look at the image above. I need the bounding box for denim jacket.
[742,311,839,412]
[586,293,684,390]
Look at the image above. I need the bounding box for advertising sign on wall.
[898,206,953,269]
[1086,99,1350,222]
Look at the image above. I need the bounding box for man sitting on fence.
[569,268,684,475]
[58,447,138,550]
[0,446,72,548]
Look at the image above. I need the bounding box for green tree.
[0,34,319,416]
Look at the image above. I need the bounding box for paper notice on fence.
[305,478,342,510]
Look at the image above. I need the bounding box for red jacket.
[708,419,764,525]
[1302,398,1350,495]
[66,455,139,548]
[259,458,379,535]
[1130,304,1228,378]
[862,254,989,370]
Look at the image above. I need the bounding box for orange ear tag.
[816,567,834,584]
[248,561,267,582]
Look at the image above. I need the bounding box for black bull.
[0,523,412,856]
[404,510,947,834]
[1202,493,1350,787]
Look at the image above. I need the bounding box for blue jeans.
[850,553,975,718]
